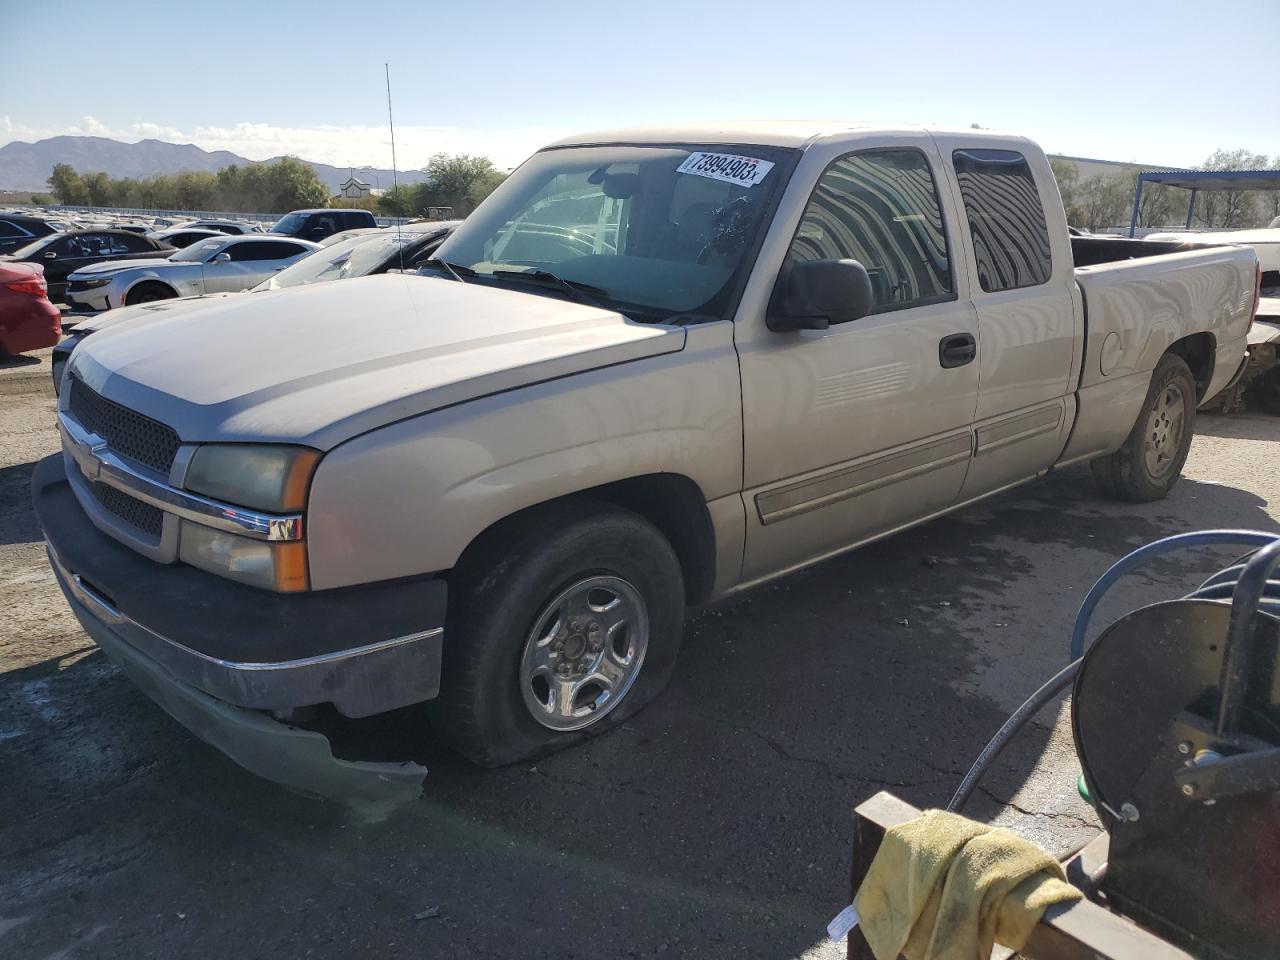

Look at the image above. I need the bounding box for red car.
[0,262,61,356]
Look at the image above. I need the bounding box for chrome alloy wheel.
[1143,382,1187,478]
[518,576,650,731]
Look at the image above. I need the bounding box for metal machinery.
[1072,537,1280,958]
[851,531,1280,960]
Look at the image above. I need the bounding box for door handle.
[939,332,977,369]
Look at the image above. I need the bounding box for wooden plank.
[846,792,1195,960]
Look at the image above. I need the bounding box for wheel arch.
[451,473,717,607]
[1166,332,1215,401]
[124,276,179,303]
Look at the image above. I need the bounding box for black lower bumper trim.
[68,588,426,802]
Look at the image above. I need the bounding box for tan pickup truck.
[34,123,1261,796]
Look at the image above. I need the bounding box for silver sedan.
[64,235,320,311]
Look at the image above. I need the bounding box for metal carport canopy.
[1129,169,1280,236]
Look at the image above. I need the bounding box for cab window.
[786,148,954,318]
[951,148,1053,292]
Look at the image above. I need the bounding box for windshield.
[255,232,408,290]
[170,239,227,262]
[270,213,307,235]
[433,144,796,321]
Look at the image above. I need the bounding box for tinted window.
[0,220,26,238]
[952,149,1053,292]
[786,149,954,316]
[228,241,303,261]
[121,234,155,253]
[172,239,227,262]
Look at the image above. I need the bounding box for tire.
[125,282,176,306]
[430,500,686,767]
[1091,353,1197,502]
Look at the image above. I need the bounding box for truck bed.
[1057,236,1257,466]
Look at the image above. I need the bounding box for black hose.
[949,529,1280,814]
[947,659,1080,812]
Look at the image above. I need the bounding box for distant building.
[339,175,373,199]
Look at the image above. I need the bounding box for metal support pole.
[1185,189,1198,229]
[1128,176,1144,237]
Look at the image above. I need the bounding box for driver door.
[738,143,980,583]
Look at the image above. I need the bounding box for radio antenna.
[385,62,405,269]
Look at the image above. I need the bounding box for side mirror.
[768,258,874,332]
[213,252,232,263]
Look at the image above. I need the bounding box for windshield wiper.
[418,258,475,282]
[490,269,613,311]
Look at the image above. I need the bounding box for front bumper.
[59,578,426,801]
[64,287,113,312]
[33,453,444,797]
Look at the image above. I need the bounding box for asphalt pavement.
[2,345,1277,959]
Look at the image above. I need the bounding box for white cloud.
[1,115,565,171]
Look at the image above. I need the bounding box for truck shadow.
[0,461,44,547]
[3,468,1277,959]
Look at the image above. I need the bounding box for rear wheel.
[430,500,686,767]
[124,282,176,306]
[1091,353,1196,502]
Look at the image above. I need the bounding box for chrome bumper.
[49,545,444,719]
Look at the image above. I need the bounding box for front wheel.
[430,501,686,767]
[1091,353,1197,502]
[125,282,176,306]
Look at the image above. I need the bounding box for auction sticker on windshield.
[677,152,775,187]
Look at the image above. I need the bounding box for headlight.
[181,444,320,591]
[76,278,112,289]
[185,444,319,513]
[179,522,309,592]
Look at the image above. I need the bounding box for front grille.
[68,376,180,476]
[84,478,163,540]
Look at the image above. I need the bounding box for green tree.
[414,153,506,212]
[1049,158,1080,224]
[377,184,417,217]
[1075,174,1132,232]
[1196,148,1270,228]
[263,156,329,212]
[81,171,112,206]
[47,163,88,205]
[29,193,52,206]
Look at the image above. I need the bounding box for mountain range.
[0,136,428,194]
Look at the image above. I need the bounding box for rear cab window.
[951,148,1053,292]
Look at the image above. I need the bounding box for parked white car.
[64,234,320,310]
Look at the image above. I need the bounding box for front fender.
[305,323,743,590]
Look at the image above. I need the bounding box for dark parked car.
[0,230,174,303]
[269,208,377,243]
[178,219,263,235]
[0,214,57,255]
[148,227,226,249]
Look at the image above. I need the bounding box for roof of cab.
[546,121,1027,150]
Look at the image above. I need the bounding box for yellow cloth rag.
[853,809,1082,960]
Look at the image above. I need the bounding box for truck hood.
[72,292,241,334]
[70,274,684,449]
[68,257,178,278]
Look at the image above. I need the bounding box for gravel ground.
[1,344,1277,959]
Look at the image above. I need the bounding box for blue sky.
[2,0,1277,171]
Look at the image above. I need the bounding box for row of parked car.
[0,206,457,359]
